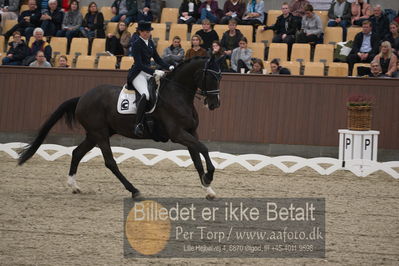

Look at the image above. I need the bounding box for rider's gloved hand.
[169,65,175,71]
[154,70,165,78]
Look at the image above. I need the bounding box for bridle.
[196,60,222,98]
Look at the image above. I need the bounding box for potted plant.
[347,95,374,131]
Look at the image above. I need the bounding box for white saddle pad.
[117,84,158,114]
[117,85,138,114]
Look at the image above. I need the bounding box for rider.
[127,21,174,137]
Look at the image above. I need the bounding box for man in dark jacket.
[111,0,138,25]
[40,0,64,36]
[2,31,29,65]
[327,0,351,41]
[347,20,379,75]
[24,27,52,65]
[4,0,41,41]
[369,4,390,41]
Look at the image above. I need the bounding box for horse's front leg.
[172,130,216,199]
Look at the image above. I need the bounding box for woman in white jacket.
[230,36,252,72]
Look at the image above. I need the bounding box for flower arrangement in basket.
[347,95,374,130]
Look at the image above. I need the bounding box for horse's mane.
[166,56,209,78]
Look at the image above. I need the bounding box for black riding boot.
[134,95,148,137]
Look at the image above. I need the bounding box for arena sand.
[0,152,398,265]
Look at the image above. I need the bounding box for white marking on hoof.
[203,186,216,200]
[67,175,81,194]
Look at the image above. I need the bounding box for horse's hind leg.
[96,137,141,198]
[68,137,96,193]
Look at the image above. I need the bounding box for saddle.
[117,77,158,115]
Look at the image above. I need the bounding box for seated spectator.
[296,4,323,44]
[37,0,62,14]
[221,19,243,57]
[373,41,398,77]
[220,0,246,25]
[57,54,69,67]
[40,0,64,36]
[248,58,264,74]
[185,34,207,59]
[29,50,52,67]
[162,36,185,66]
[365,60,385,77]
[264,2,297,58]
[230,37,252,72]
[351,0,372,27]
[2,31,29,65]
[384,22,399,55]
[56,1,82,49]
[137,0,153,22]
[23,27,52,65]
[80,2,105,38]
[209,40,229,71]
[195,19,219,51]
[141,0,162,22]
[0,0,19,33]
[269,58,291,74]
[178,0,200,25]
[111,0,138,25]
[327,0,351,41]
[347,20,379,75]
[242,0,264,26]
[288,0,309,29]
[198,0,220,24]
[3,0,41,41]
[369,5,390,41]
[106,21,131,56]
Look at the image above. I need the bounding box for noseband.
[197,66,222,97]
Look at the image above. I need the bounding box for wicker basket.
[347,106,372,130]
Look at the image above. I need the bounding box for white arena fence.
[1,142,398,179]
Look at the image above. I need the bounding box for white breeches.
[132,71,152,100]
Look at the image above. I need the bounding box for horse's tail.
[18,97,80,165]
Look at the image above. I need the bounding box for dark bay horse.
[18,56,222,199]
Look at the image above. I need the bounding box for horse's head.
[196,55,222,110]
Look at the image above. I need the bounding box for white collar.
[140,36,149,46]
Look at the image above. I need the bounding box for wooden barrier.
[0,66,398,149]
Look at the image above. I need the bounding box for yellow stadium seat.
[247,42,265,60]
[263,60,271,73]
[3,20,18,34]
[303,62,325,76]
[280,61,301,75]
[0,53,5,65]
[324,27,343,44]
[180,40,191,53]
[80,6,88,17]
[97,56,117,69]
[191,24,203,35]
[69,38,89,56]
[212,25,226,39]
[353,63,370,76]
[255,27,274,44]
[75,55,96,68]
[156,40,170,55]
[160,8,179,23]
[106,22,118,35]
[91,38,106,56]
[127,23,138,34]
[328,62,348,77]
[20,4,29,13]
[314,10,328,28]
[236,25,253,42]
[314,44,334,63]
[169,24,188,41]
[267,43,288,61]
[50,37,67,57]
[291,43,311,63]
[29,36,47,47]
[0,35,4,52]
[266,10,281,27]
[347,27,362,41]
[120,56,134,70]
[101,6,113,21]
[151,23,167,41]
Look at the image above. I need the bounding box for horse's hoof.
[203,186,216,201]
[132,190,142,199]
[72,188,81,194]
[206,193,216,201]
